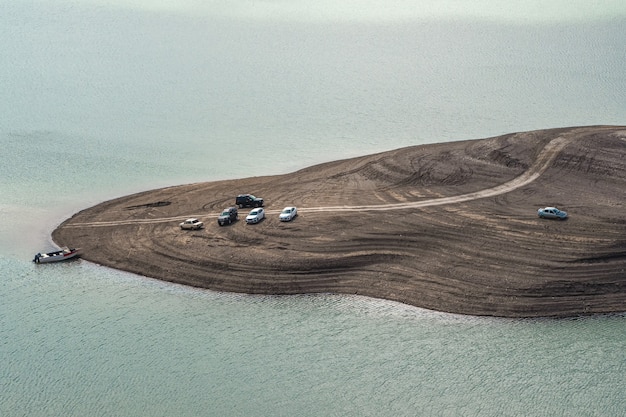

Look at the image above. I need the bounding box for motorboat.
[33,247,82,264]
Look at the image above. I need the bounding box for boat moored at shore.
[33,247,81,264]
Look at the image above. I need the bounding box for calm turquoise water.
[1,1,625,415]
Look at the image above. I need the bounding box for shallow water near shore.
[3,255,625,416]
[2,1,626,415]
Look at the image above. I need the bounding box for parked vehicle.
[33,247,81,263]
[279,206,298,222]
[537,207,568,220]
[236,194,264,208]
[179,218,204,230]
[246,208,265,224]
[218,207,238,226]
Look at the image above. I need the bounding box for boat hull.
[34,247,81,263]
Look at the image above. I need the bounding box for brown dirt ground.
[53,126,626,317]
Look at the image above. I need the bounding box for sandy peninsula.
[53,126,626,317]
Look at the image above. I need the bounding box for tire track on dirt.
[303,134,570,213]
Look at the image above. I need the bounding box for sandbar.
[53,126,626,317]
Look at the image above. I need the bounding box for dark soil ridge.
[52,126,626,317]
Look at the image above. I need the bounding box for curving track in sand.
[64,133,571,227]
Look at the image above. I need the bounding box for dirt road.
[62,127,571,224]
[53,126,626,317]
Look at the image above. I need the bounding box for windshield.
[221,211,229,216]
[281,208,291,214]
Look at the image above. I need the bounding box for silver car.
[179,218,204,230]
[537,207,567,220]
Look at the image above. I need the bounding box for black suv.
[217,207,238,226]
[235,194,264,208]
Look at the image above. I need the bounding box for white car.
[279,206,297,222]
[246,208,265,224]
[179,218,204,230]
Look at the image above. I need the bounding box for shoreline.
[53,126,626,317]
